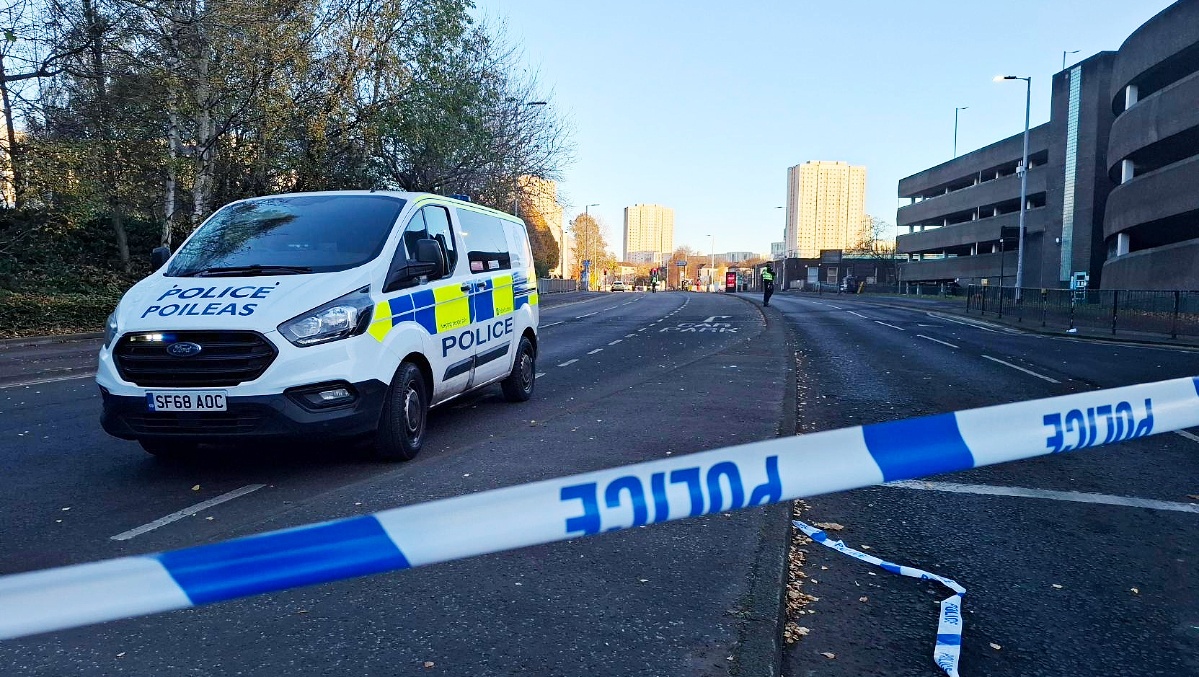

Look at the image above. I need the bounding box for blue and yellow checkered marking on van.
[367,273,533,342]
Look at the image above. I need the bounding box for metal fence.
[965,285,1199,339]
[537,278,578,294]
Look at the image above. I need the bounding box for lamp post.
[1062,50,1079,71]
[511,101,548,216]
[708,234,715,292]
[995,74,1031,302]
[953,106,968,158]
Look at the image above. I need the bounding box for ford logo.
[166,342,203,357]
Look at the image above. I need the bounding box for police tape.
[794,520,966,677]
[1,376,1196,641]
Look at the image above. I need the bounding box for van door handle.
[460,282,473,292]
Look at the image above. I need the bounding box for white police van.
[97,191,539,461]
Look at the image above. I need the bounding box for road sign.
[676,261,686,267]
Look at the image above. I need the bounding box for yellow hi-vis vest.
[761,270,774,282]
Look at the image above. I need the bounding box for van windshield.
[166,195,406,277]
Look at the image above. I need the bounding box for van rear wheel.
[501,336,536,402]
[374,362,428,461]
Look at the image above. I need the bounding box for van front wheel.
[501,336,536,402]
[374,362,428,461]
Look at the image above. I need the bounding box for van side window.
[457,210,511,273]
[399,205,457,281]
[506,222,532,271]
[421,206,458,274]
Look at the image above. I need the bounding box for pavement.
[0,290,795,676]
[754,291,1199,676]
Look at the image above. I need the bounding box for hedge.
[0,290,123,339]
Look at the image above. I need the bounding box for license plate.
[146,391,228,412]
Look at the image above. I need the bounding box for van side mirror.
[383,238,447,292]
[150,246,171,271]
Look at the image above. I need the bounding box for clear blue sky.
[473,0,1175,258]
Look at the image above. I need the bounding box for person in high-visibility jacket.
[762,264,775,307]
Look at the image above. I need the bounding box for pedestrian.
[762,263,775,307]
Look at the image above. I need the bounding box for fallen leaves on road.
[423,661,435,669]
[1052,584,1063,589]
[116,652,126,658]
[989,643,1002,651]
[1131,587,1139,594]
[859,596,868,602]
[860,545,871,550]
[813,522,844,531]
[784,502,821,644]
[820,652,836,659]
[1187,495,1199,501]
[191,485,200,491]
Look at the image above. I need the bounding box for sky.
[472,0,1176,259]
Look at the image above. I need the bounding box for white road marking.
[916,334,960,349]
[608,339,622,346]
[638,328,647,332]
[825,304,842,310]
[0,372,95,390]
[874,321,905,331]
[625,333,636,338]
[541,321,563,328]
[558,359,578,367]
[847,311,869,319]
[535,372,546,379]
[981,355,1061,383]
[575,312,598,319]
[1176,430,1199,444]
[934,314,1000,333]
[111,484,267,541]
[885,480,1199,515]
[587,348,603,355]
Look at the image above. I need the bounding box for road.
[2,288,1197,676]
[759,291,1199,677]
[0,291,793,676]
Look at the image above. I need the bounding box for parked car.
[611,280,626,292]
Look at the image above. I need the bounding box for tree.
[518,193,559,278]
[570,211,613,285]
[848,215,899,285]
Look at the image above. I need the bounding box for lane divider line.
[981,355,1061,384]
[1176,429,1199,444]
[875,321,905,331]
[916,335,960,349]
[111,485,267,541]
[541,322,564,328]
[933,314,1001,334]
[0,372,96,390]
[1,376,1194,640]
[884,480,1199,514]
[535,372,546,379]
[587,349,603,355]
[847,311,869,319]
[557,359,578,367]
[794,520,965,677]
[608,340,622,346]
[575,312,598,319]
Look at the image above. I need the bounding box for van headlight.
[104,312,119,347]
[278,287,374,347]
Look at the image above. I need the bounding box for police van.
[97,191,539,461]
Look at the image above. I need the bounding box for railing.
[537,278,578,294]
[965,285,1199,340]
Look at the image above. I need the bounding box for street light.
[1062,50,1079,71]
[700,233,709,291]
[953,106,968,158]
[511,101,548,216]
[994,75,1032,302]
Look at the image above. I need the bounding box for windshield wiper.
[186,265,314,277]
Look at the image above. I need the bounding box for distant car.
[611,281,626,292]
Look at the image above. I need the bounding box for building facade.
[771,241,785,257]
[897,0,1199,291]
[623,203,675,264]
[784,161,867,259]
[1101,0,1199,289]
[518,176,570,278]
